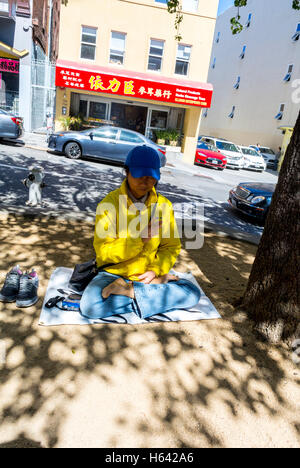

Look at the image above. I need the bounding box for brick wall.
[49,0,61,62]
[32,0,49,55]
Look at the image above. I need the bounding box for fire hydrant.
[22,166,46,206]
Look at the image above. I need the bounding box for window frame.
[292,23,300,41]
[228,106,236,119]
[240,45,246,59]
[234,76,240,89]
[283,64,293,82]
[175,43,192,76]
[245,13,252,28]
[275,103,285,120]
[181,0,199,13]
[109,31,126,66]
[80,25,97,61]
[147,38,165,72]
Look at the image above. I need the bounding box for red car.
[194,141,227,170]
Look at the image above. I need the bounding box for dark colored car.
[228,182,276,222]
[194,141,227,170]
[48,126,167,166]
[0,109,24,140]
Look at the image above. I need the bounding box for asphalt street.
[0,140,279,241]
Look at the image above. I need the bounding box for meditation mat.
[39,267,221,326]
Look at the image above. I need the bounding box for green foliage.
[59,116,84,131]
[166,0,300,39]
[154,129,168,141]
[166,128,180,142]
[231,0,300,34]
[167,1,183,41]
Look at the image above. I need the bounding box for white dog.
[22,166,46,206]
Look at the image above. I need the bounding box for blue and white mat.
[39,267,221,326]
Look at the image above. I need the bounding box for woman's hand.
[138,270,157,284]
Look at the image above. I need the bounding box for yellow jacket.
[94,180,181,281]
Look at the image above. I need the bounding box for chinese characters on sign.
[0,59,20,74]
[56,65,213,108]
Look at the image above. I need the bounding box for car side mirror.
[89,131,94,140]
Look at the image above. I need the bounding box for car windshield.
[197,142,218,152]
[216,141,239,152]
[260,147,275,155]
[241,148,260,157]
[0,109,8,115]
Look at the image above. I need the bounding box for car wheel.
[64,142,82,159]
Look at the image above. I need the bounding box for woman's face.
[127,171,157,198]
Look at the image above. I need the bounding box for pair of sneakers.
[0,265,39,308]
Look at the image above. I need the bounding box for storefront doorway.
[70,93,183,141]
[110,102,147,134]
[0,58,20,114]
[146,108,169,140]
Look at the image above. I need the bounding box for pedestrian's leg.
[80,272,136,319]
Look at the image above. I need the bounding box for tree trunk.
[241,111,300,344]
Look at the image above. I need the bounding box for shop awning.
[0,41,29,59]
[56,59,213,108]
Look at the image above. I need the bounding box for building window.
[234,76,240,89]
[80,26,97,60]
[182,0,198,12]
[228,106,235,118]
[211,57,216,69]
[292,23,300,41]
[175,44,191,76]
[216,32,220,43]
[275,104,285,120]
[148,39,164,72]
[245,13,252,28]
[89,101,107,120]
[240,45,246,59]
[109,31,126,65]
[283,64,293,82]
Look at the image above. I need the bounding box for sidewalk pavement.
[21,131,49,151]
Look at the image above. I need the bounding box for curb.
[0,204,260,246]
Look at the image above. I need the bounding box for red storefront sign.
[56,60,213,108]
[0,58,20,74]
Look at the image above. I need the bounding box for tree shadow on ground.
[0,149,263,239]
[0,216,298,448]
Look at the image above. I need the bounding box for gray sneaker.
[16,270,39,308]
[0,266,23,302]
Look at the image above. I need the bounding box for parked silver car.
[48,126,167,166]
[0,109,24,140]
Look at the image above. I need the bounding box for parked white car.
[249,145,277,168]
[200,137,244,170]
[238,146,266,172]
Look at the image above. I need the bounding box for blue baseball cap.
[125,146,161,181]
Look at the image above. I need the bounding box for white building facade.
[200,0,300,150]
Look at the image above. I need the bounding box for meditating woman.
[80,145,200,320]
